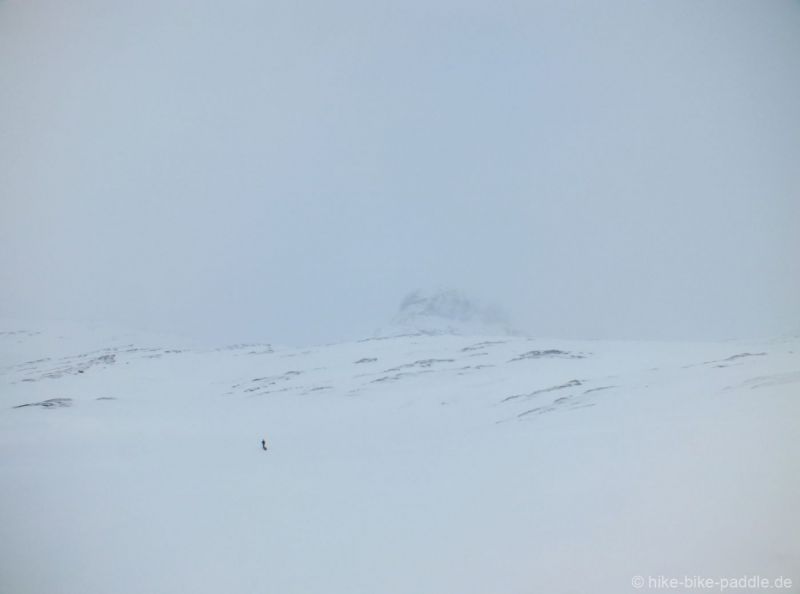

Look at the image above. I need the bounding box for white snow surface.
[0,322,798,594]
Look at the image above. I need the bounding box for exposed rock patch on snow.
[13,397,72,409]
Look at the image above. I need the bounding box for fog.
[1,0,798,346]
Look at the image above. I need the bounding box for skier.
[261,438,268,451]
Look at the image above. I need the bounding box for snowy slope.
[0,323,798,594]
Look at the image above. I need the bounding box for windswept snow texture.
[1,324,799,594]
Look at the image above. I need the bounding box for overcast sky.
[1,0,799,345]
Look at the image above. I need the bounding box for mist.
[1,0,798,346]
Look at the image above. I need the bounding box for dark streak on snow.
[502,379,582,403]
[384,359,455,372]
[14,398,73,409]
[509,350,586,362]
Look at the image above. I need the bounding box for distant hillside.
[376,288,521,337]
